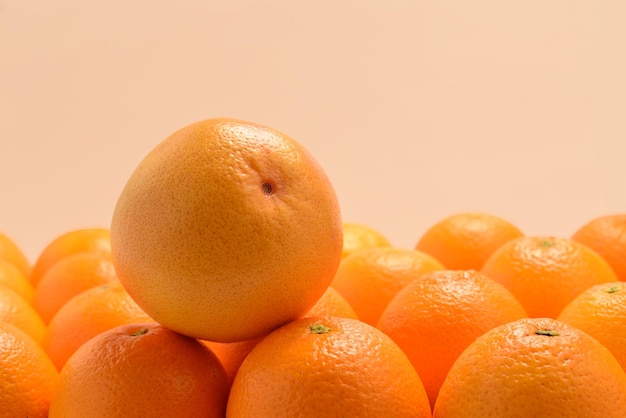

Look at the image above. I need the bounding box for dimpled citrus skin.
[0,321,59,418]
[377,269,528,408]
[110,118,343,343]
[557,282,626,371]
[331,247,445,326]
[42,281,155,371]
[226,316,432,417]
[480,236,618,318]
[49,322,230,417]
[433,318,626,417]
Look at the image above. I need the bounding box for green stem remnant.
[131,328,149,337]
[535,329,560,337]
[309,323,332,334]
[606,285,621,294]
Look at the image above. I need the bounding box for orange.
[203,285,359,384]
[415,212,524,270]
[202,337,262,385]
[226,316,432,417]
[304,284,358,320]
[0,231,31,277]
[557,281,626,371]
[110,118,342,342]
[480,235,617,318]
[0,321,59,418]
[49,322,229,417]
[377,269,528,408]
[330,246,445,326]
[42,281,154,370]
[0,258,35,303]
[29,227,111,287]
[571,213,626,281]
[0,285,46,344]
[33,251,119,324]
[433,318,626,417]
[341,221,392,259]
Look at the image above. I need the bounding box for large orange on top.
[110,118,343,342]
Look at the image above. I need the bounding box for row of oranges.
[1,212,626,416]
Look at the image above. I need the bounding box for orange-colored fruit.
[480,236,617,318]
[0,285,46,345]
[378,270,528,408]
[29,227,111,287]
[0,321,59,418]
[342,222,392,259]
[433,318,626,417]
[33,251,119,324]
[0,258,35,303]
[0,231,31,277]
[226,316,432,417]
[110,118,342,342]
[304,284,358,320]
[49,322,229,417]
[202,337,261,386]
[42,281,154,370]
[203,285,359,384]
[557,282,626,371]
[330,247,445,326]
[415,212,524,270]
[571,213,626,281]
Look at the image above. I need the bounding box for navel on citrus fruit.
[415,212,524,270]
[557,281,626,370]
[433,318,626,417]
[480,235,617,318]
[571,213,626,281]
[226,316,432,417]
[49,322,230,418]
[0,321,58,418]
[377,269,528,408]
[110,118,342,342]
[330,247,445,326]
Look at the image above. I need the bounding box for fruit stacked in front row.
[2,118,626,417]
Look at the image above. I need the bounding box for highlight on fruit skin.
[433,317,626,417]
[110,117,343,343]
[225,316,432,417]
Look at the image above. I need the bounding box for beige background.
[1,1,625,261]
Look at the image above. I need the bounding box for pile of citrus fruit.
[1,118,626,417]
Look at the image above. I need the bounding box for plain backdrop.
[1,1,625,261]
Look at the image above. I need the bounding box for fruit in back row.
[110,118,343,342]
